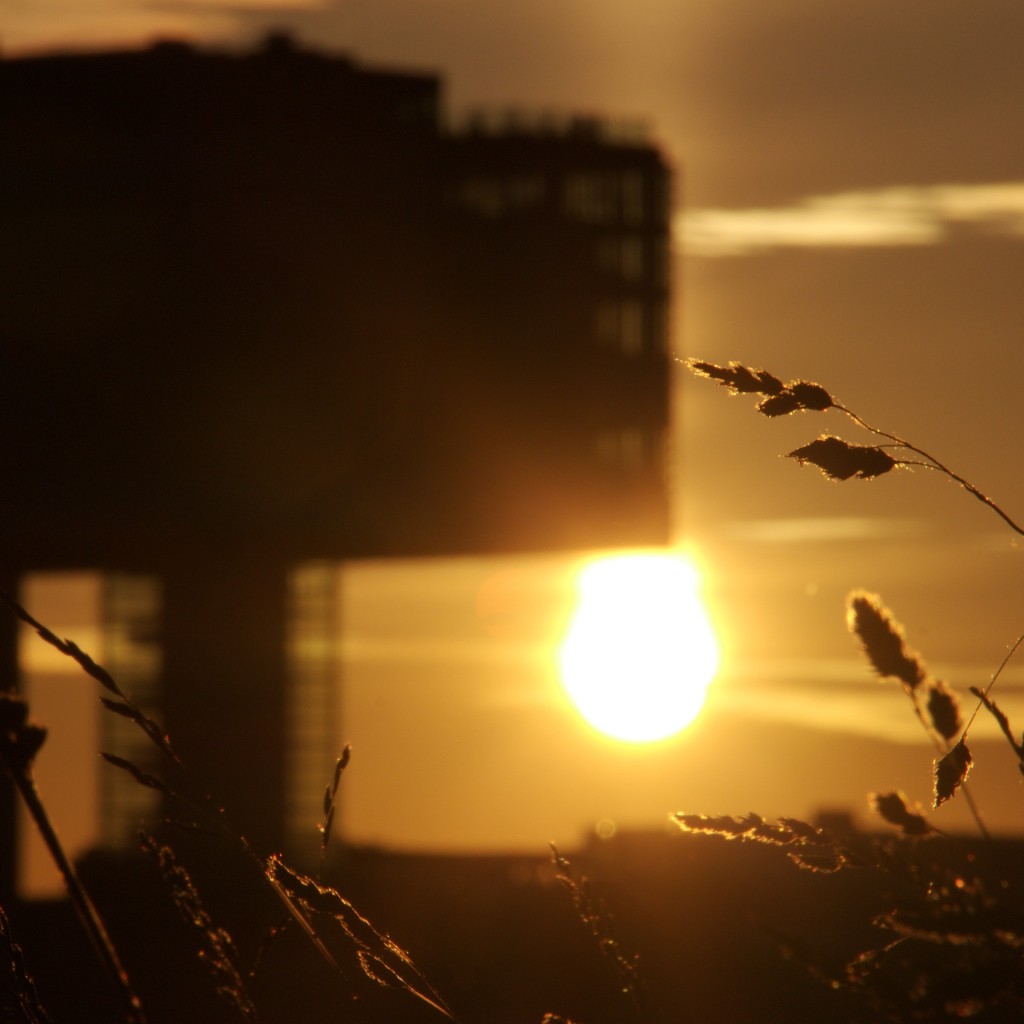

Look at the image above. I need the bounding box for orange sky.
[10,1,1024,878]
[21,541,1024,900]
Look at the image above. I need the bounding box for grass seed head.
[934,738,973,808]
[757,391,804,416]
[789,436,897,480]
[786,381,833,411]
[926,680,963,742]
[687,359,782,395]
[870,791,931,836]
[847,592,927,689]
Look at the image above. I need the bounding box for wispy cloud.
[716,657,1024,743]
[722,517,926,544]
[679,182,1024,257]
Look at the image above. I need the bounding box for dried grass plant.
[1,597,643,1024]
[680,359,1024,1021]
[0,593,459,1024]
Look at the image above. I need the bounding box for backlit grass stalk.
[847,592,985,834]
[834,402,1024,537]
[0,695,147,1024]
[685,358,1024,534]
[549,844,649,1024]
[1,903,53,1024]
[318,746,350,880]
[4,591,457,1022]
[138,834,258,1023]
[687,359,1024,805]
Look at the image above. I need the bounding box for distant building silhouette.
[0,34,674,884]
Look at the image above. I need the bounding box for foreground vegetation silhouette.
[4,359,1024,1021]
[681,358,1024,1021]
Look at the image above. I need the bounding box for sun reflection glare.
[558,551,719,743]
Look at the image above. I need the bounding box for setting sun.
[558,552,719,743]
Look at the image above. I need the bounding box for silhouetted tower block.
[1,35,445,563]
[0,35,675,871]
[439,117,673,549]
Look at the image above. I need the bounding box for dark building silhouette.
[0,35,673,881]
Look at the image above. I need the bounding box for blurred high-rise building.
[0,33,674,878]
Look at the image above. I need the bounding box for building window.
[621,171,645,226]
[285,561,340,860]
[506,174,546,209]
[16,571,162,898]
[456,177,505,218]
[650,300,670,355]
[652,239,671,289]
[651,172,671,227]
[563,172,618,223]
[565,170,654,225]
[596,300,646,355]
[596,302,618,348]
[99,573,163,851]
[452,174,547,218]
[596,235,645,281]
[620,236,645,280]
[620,302,644,354]
[595,428,646,470]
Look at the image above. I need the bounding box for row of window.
[595,234,645,281]
[594,428,658,471]
[452,173,547,218]
[17,572,164,897]
[284,562,342,854]
[450,169,669,227]
[595,299,668,356]
[563,170,647,225]
[15,567,340,897]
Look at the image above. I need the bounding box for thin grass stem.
[964,632,1024,735]
[6,763,147,1024]
[904,686,990,843]
[834,403,1024,536]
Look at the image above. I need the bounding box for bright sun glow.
[558,552,719,743]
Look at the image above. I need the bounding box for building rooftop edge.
[3,31,661,149]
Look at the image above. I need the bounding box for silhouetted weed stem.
[961,633,1024,783]
[139,835,258,1023]
[549,844,648,1024]
[3,590,358,1000]
[847,591,988,837]
[0,728,147,1024]
[682,358,1024,1017]
[831,402,1024,538]
[1,904,53,1024]
[4,594,458,1021]
[2,589,180,764]
[318,747,350,879]
[690,360,1024,823]
[963,632,1024,736]
[686,359,1024,535]
[672,812,864,872]
[267,858,458,1021]
[158,755,455,1019]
